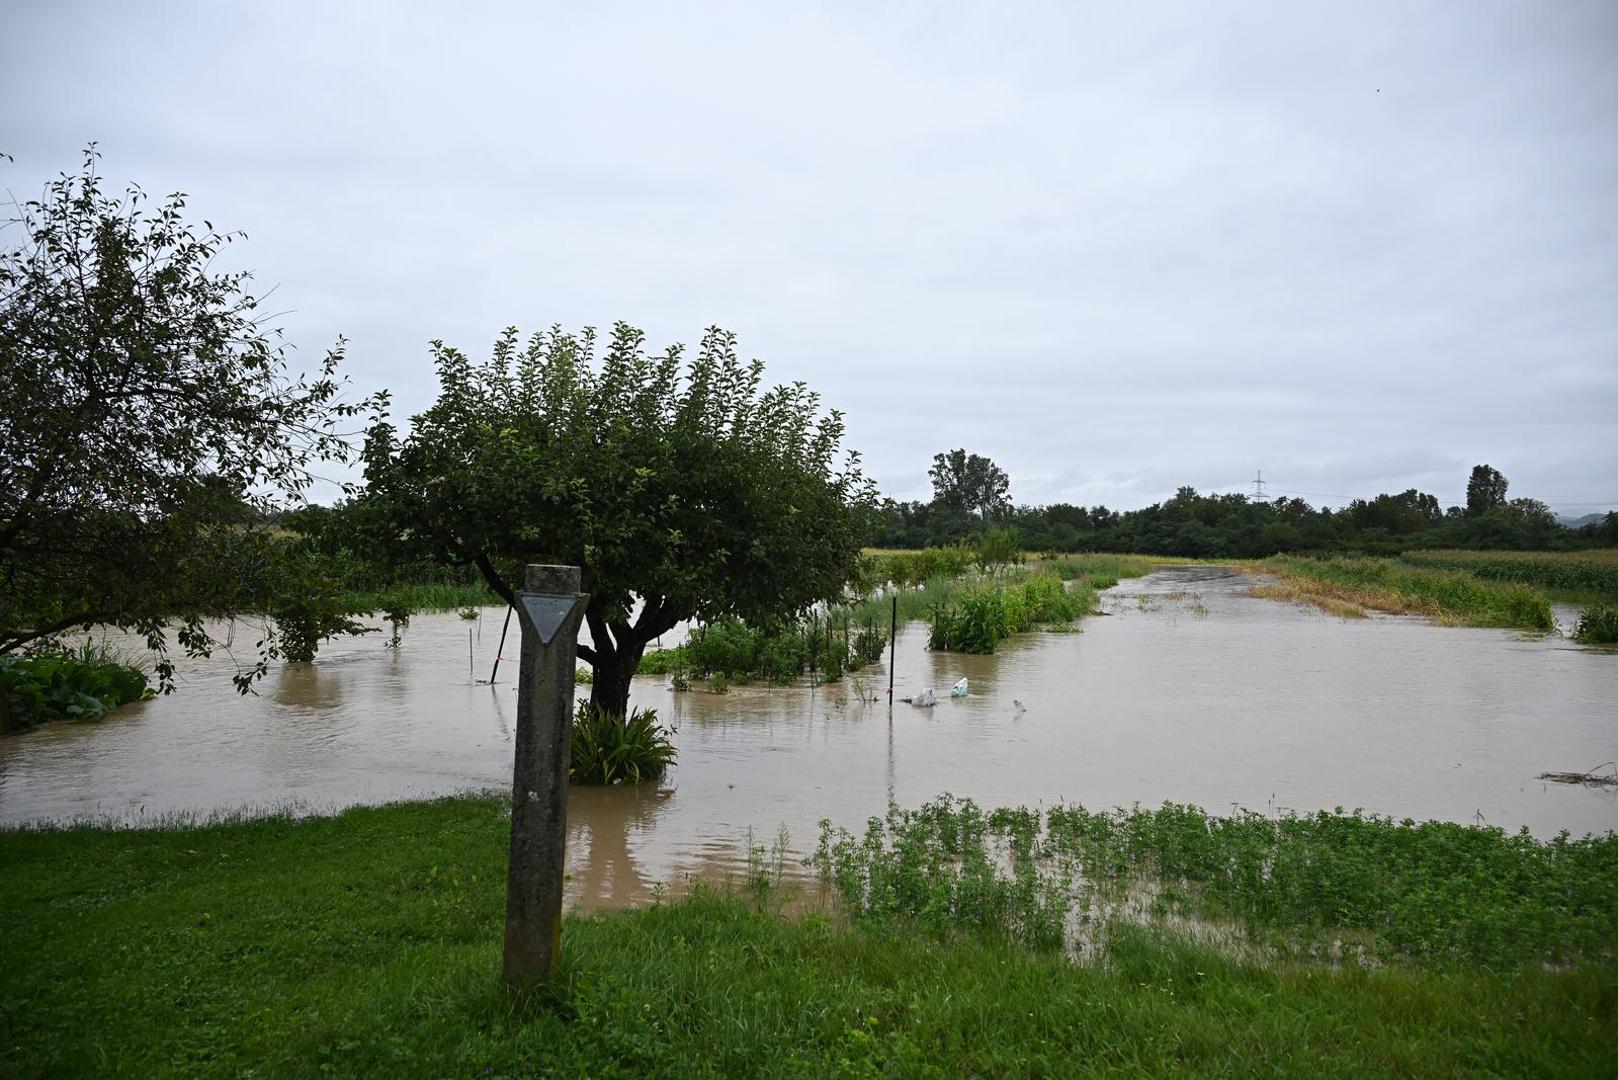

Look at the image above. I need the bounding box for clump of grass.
[1256,556,1555,631]
[1573,605,1618,645]
[929,574,1096,653]
[569,703,675,785]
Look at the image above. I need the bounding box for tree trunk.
[587,634,647,718]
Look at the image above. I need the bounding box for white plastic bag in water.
[912,688,937,707]
[950,677,969,697]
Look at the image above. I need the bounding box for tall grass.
[1399,548,1618,597]
[929,574,1096,653]
[1258,556,1555,631]
[1574,605,1618,645]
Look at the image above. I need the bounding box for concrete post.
[502,563,587,989]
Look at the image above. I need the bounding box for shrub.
[1574,605,1618,645]
[0,641,150,731]
[569,703,676,785]
[929,574,1091,653]
[636,645,690,676]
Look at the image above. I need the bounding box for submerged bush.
[636,611,890,685]
[1574,605,1618,644]
[0,641,150,732]
[570,703,676,785]
[929,574,1093,653]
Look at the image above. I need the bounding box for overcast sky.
[5,1,1615,514]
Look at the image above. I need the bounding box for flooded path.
[3,567,1614,909]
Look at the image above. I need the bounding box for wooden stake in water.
[503,564,587,990]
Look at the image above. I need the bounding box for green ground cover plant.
[0,641,150,732]
[2,796,1612,1077]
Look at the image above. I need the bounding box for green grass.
[3,796,1613,1077]
[1258,556,1556,631]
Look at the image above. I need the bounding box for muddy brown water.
[2,567,1613,911]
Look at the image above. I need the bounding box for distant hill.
[1559,512,1612,528]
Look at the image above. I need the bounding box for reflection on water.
[2,568,1614,912]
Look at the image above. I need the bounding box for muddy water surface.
[3,568,1613,910]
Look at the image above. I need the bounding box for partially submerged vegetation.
[1399,548,1618,598]
[816,795,1617,969]
[929,573,1094,653]
[635,550,1166,678]
[3,796,1612,1076]
[569,704,676,785]
[1574,605,1618,645]
[0,640,151,733]
[636,612,889,687]
[1252,556,1556,631]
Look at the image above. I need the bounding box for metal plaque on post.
[518,592,580,646]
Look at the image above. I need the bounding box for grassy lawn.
[3,796,1614,1077]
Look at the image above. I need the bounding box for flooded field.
[2,567,1613,910]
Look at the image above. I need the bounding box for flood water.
[3,568,1614,910]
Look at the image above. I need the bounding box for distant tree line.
[873,455,1618,557]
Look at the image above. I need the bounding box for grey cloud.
[3,0,1614,512]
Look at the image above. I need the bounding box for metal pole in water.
[503,564,588,990]
[489,604,514,684]
[888,593,897,699]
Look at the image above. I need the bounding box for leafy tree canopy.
[929,449,1011,519]
[0,147,376,685]
[1466,464,1509,517]
[359,324,875,717]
